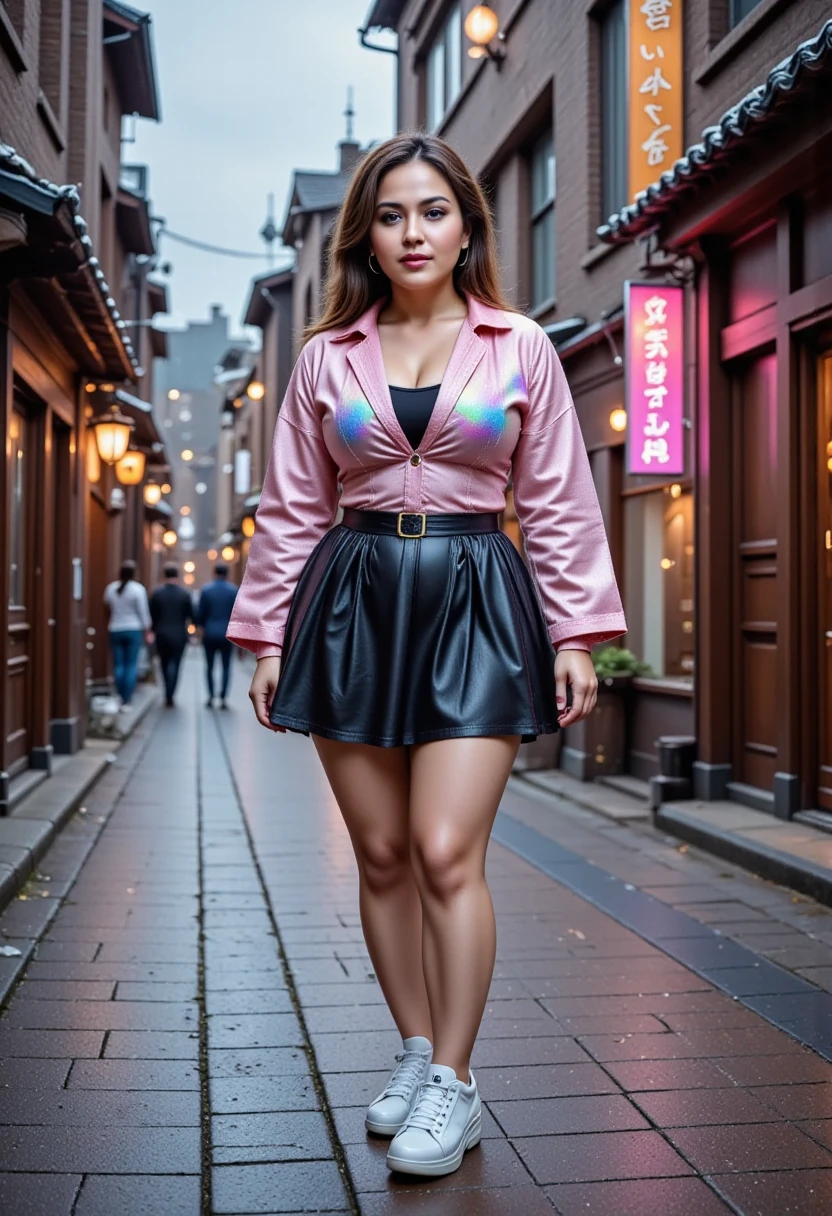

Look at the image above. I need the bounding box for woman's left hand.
[554,650,597,727]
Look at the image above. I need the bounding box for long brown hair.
[305,133,514,342]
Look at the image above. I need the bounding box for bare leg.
[408,734,521,1081]
[311,736,433,1042]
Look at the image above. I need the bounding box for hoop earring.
[368,253,381,275]
[457,246,469,268]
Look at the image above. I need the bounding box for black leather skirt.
[269,510,559,747]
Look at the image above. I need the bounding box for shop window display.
[623,486,694,679]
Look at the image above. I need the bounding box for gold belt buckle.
[397,511,427,538]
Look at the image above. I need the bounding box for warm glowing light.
[233,397,243,410]
[168,389,181,401]
[181,449,194,462]
[670,483,682,499]
[827,441,832,457]
[163,529,178,547]
[183,573,195,586]
[828,457,832,473]
[90,406,134,464]
[86,439,101,483]
[161,483,172,494]
[180,505,191,516]
[114,449,146,486]
[99,383,114,393]
[85,382,97,393]
[464,5,499,46]
[184,561,196,573]
[609,408,627,433]
[660,558,675,570]
[221,545,235,561]
[143,482,162,506]
[242,516,256,538]
[187,623,197,635]
[246,379,266,401]
[207,549,218,561]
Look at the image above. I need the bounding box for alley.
[2,656,832,1214]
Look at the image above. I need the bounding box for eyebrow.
[375,195,451,209]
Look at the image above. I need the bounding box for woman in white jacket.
[103,560,152,707]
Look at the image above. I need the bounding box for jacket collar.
[338,293,510,455]
[327,293,514,343]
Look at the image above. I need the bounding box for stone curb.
[0,688,159,918]
[656,803,832,908]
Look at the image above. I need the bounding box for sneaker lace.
[382,1051,428,1101]
[403,1082,455,1132]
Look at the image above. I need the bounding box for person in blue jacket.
[196,562,239,709]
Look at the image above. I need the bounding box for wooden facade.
[0,0,166,809]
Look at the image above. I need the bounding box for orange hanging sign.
[628,0,684,202]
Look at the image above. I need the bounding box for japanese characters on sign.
[628,0,683,202]
[625,282,685,476]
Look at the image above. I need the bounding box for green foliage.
[592,646,652,680]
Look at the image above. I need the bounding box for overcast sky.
[131,1,395,335]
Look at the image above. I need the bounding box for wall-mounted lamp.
[464,6,505,69]
[246,380,265,401]
[143,482,162,506]
[89,403,135,465]
[162,529,178,547]
[114,448,146,486]
[609,408,627,433]
[242,515,256,539]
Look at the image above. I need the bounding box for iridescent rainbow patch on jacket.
[454,369,526,441]
[337,395,374,444]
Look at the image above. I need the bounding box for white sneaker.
[386,1063,481,1176]
[364,1035,432,1136]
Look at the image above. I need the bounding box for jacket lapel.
[418,320,486,453]
[345,324,408,451]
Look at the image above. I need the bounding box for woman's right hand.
[249,657,285,732]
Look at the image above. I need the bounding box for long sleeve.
[226,345,340,656]
[511,331,626,649]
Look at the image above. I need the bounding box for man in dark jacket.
[149,563,194,707]
[196,562,238,709]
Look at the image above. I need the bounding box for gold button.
[410,453,422,466]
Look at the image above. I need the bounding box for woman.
[104,560,152,709]
[228,133,625,1179]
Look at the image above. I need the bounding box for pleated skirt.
[269,522,559,747]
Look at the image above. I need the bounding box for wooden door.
[5,400,34,774]
[817,351,832,810]
[733,354,779,792]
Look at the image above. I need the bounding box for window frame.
[730,0,764,27]
[528,129,556,312]
[425,3,463,131]
[599,0,628,223]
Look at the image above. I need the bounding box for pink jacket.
[227,295,626,657]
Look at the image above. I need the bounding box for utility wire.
[157,227,274,260]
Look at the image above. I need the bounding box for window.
[529,130,555,309]
[623,487,694,679]
[600,0,627,221]
[426,4,462,130]
[731,0,763,26]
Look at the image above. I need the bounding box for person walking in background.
[197,562,238,709]
[104,560,153,710]
[149,563,193,708]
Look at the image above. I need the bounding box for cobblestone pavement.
[2,655,832,1214]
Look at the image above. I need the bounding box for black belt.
[341,508,499,539]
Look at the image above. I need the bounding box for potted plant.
[559,647,652,781]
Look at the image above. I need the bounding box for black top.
[150,582,193,644]
[389,384,440,452]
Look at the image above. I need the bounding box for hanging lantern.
[114,448,146,486]
[89,404,134,465]
[143,482,162,506]
[242,515,256,538]
[86,436,101,484]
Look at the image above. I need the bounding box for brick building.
[0,0,168,807]
[361,0,832,817]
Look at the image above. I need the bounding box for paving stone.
[515,1129,693,1185]
[667,1123,832,1173]
[358,1186,558,1214]
[209,1074,321,1114]
[208,1047,309,1078]
[0,1125,200,1173]
[0,1172,80,1216]
[206,989,295,1016]
[211,1160,348,1213]
[211,1110,331,1163]
[207,1013,304,1049]
[545,1177,732,1215]
[488,1094,649,1137]
[0,1058,71,1090]
[74,1173,200,1216]
[66,1059,199,1090]
[3,999,198,1032]
[0,1088,199,1126]
[710,1169,832,1216]
[0,1029,104,1058]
